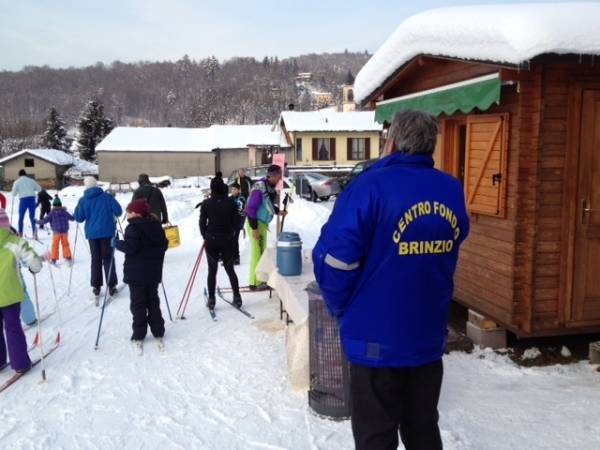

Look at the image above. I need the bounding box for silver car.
[294,172,341,202]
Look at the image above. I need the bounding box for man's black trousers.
[89,238,118,288]
[350,360,443,450]
[205,236,240,299]
[129,283,165,340]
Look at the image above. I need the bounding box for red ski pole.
[176,242,206,319]
[176,250,201,318]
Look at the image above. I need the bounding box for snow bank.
[355,2,600,102]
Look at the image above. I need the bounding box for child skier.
[115,198,168,354]
[0,208,43,373]
[39,196,74,265]
[230,182,246,266]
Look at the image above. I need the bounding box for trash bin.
[307,281,351,420]
[277,232,302,276]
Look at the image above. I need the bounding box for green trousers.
[247,221,269,287]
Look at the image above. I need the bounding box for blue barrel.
[277,232,303,276]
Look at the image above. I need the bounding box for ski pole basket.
[307,281,351,420]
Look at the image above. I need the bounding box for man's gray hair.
[387,110,438,155]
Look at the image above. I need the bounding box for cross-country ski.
[217,286,255,319]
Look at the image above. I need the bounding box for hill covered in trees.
[0,52,370,154]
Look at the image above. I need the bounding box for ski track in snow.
[1,186,600,449]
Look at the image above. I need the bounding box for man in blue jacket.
[74,176,123,297]
[313,110,469,450]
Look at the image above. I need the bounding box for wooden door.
[572,89,600,322]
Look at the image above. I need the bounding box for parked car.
[339,158,379,190]
[226,165,270,184]
[294,172,341,202]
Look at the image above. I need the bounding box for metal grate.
[307,282,351,420]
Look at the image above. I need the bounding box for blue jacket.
[313,152,469,368]
[74,187,123,240]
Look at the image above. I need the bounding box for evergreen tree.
[43,107,67,150]
[75,98,113,161]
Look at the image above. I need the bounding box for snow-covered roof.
[0,149,74,166]
[97,127,214,153]
[279,111,382,132]
[64,158,98,178]
[355,2,600,103]
[97,125,290,153]
[210,124,290,149]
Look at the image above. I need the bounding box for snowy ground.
[1,184,600,450]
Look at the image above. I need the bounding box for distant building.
[295,73,313,81]
[312,91,333,108]
[342,71,356,112]
[0,149,96,189]
[96,125,290,182]
[278,111,382,166]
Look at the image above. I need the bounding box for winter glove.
[111,235,118,248]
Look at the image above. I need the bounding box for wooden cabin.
[354,3,600,337]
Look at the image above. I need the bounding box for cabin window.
[312,138,336,161]
[463,113,509,217]
[347,138,371,161]
[24,158,35,167]
[295,138,302,161]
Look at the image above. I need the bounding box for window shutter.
[347,138,353,160]
[365,138,371,160]
[464,113,509,217]
[330,138,336,161]
[312,138,318,161]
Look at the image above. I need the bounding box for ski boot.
[233,294,243,308]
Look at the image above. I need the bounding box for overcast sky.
[0,0,572,71]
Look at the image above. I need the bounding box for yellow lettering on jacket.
[397,240,454,255]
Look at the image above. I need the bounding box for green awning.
[375,73,501,123]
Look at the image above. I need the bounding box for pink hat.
[0,208,10,231]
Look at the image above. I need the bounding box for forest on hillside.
[0,52,370,154]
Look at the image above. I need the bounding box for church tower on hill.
[342,71,356,112]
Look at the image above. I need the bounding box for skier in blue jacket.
[313,110,469,450]
[74,176,123,297]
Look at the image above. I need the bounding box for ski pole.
[161,282,173,321]
[67,223,79,295]
[117,217,124,235]
[176,242,205,319]
[176,245,203,319]
[48,261,59,305]
[94,243,117,350]
[32,273,47,381]
[279,193,290,233]
[77,225,90,255]
[176,252,201,318]
[10,196,15,230]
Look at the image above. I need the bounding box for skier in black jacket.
[131,174,169,224]
[199,174,242,310]
[37,190,52,230]
[115,198,169,352]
